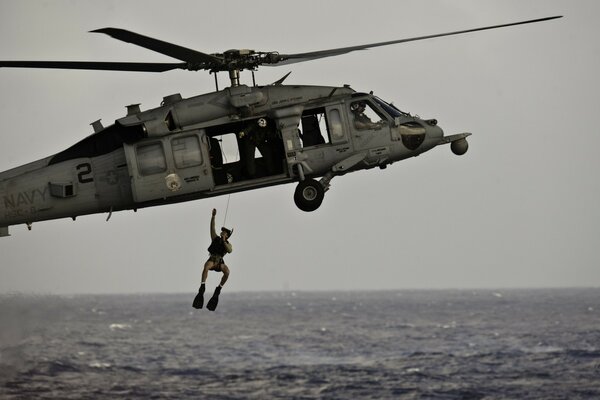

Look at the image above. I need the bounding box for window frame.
[171,134,203,169]
[136,141,167,176]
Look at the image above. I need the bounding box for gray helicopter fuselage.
[0,16,567,236]
[0,84,468,236]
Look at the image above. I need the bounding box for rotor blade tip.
[90,28,117,35]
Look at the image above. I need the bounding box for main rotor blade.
[0,61,187,72]
[91,27,223,67]
[276,16,563,65]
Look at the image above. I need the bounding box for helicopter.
[0,16,561,237]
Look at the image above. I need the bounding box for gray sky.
[1,0,598,294]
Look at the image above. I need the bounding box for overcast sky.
[0,0,598,294]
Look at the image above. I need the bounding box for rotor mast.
[228,69,240,87]
[211,68,243,90]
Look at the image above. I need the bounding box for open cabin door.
[124,130,214,203]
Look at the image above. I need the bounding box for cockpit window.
[350,100,386,130]
[374,97,410,118]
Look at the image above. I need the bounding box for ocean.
[0,289,599,399]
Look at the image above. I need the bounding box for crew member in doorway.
[193,208,233,311]
[238,118,282,178]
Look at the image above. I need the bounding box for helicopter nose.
[425,121,443,141]
[396,119,443,151]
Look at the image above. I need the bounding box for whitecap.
[439,321,457,329]
[527,345,564,354]
[109,323,132,331]
[89,362,111,369]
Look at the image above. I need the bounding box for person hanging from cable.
[193,208,233,311]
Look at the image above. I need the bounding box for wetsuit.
[207,214,232,271]
[207,236,231,271]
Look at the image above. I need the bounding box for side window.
[299,109,329,148]
[137,142,167,176]
[328,109,344,140]
[213,133,240,165]
[172,135,202,168]
[299,107,346,146]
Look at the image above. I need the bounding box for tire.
[294,179,325,212]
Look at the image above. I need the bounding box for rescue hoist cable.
[217,134,239,228]
[223,194,231,227]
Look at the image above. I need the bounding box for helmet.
[350,101,366,112]
[221,227,233,238]
[257,118,267,128]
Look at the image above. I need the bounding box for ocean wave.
[23,360,81,377]
[88,362,112,369]
[109,323,132,331]
[77,340,105,348]
[566,349,600,359]
[2,290,600,399]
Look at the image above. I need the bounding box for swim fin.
[206,286,221,311]
[192,284,205,309]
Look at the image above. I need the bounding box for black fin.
[192,285,205,309]
[207,287,221,311]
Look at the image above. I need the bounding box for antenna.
[212,71,219,91]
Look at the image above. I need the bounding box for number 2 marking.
[77,163,94,183]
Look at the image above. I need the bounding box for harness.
[208,236,228,258]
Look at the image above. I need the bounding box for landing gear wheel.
[294,179,325,212]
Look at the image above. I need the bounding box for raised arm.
[210,208,217,240]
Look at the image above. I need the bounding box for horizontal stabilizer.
[438,132,472,145]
